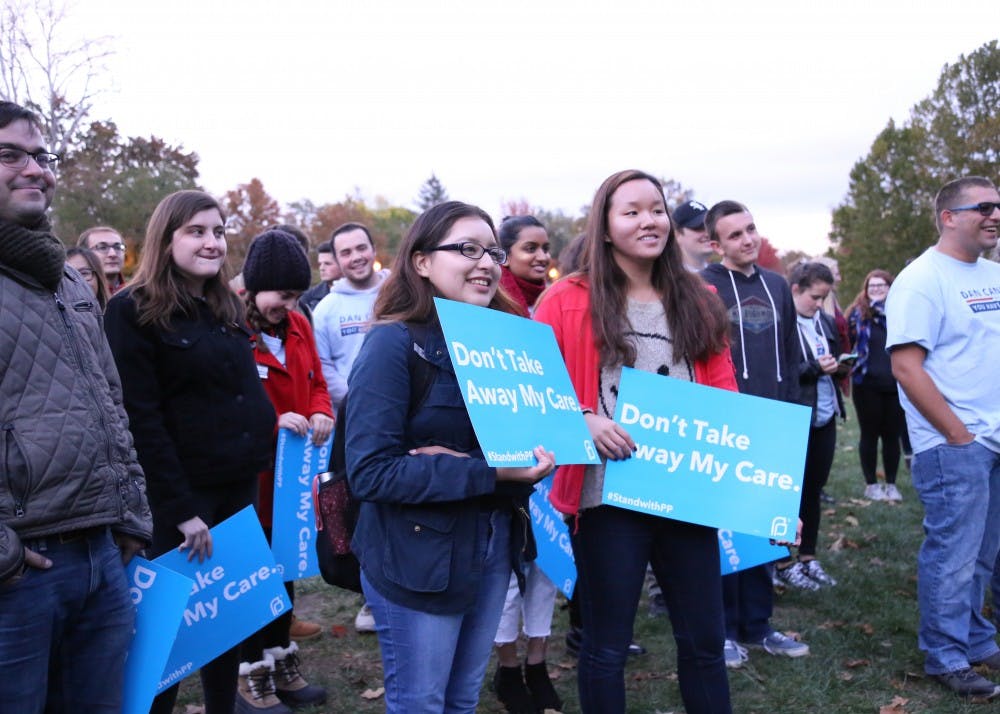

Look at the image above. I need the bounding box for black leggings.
[241,526,295,662]
[149,479,257,714]
[852,383,905,485]
[799,419,837,557]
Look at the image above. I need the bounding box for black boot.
[524,660,563,712]
[493,663,535,714]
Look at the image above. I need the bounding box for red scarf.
[500,267,546,316]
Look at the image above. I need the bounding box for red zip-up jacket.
[252,310,333,527]
[533,276,738,516]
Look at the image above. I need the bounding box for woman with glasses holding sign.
[534,169,737,714]
[344,201,555,714]
[104,190,277,714]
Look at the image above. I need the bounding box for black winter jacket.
[793,311,847,424]
[700,263,800,403]
[104,289,276,529]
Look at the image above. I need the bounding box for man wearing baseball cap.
[672,200,713,272]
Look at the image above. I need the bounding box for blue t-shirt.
[886,248,1000,453]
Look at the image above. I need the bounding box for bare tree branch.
[0,0,115,154]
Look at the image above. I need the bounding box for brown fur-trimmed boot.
[266,642,327,709]
[235,654,292,713]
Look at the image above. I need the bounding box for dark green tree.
[416,173,449,210]
[830,41,999,295]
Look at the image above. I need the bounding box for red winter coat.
[533,276,738,516]
[252,310,333,527]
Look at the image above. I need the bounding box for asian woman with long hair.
[534,170,736,713]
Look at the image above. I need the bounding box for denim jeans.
[0,527,134,714]
[572,505,731,714]
[722,564,773,643]
[912,440,1000,674]
[362,509,512,714]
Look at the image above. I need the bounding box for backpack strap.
[330,321,438,483]
[403,320,435,416]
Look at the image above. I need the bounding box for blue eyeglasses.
[947,202,1000,217]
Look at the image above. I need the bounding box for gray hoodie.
[312,269,389,409]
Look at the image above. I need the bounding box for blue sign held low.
[273,428,332,581]
[718,529,789,575]
[154,506,292,693]
[528,476,576,598]
[122,559,193,714]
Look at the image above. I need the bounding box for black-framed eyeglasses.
[425,242,507,265]
[91,242,127,254]
[74,268,95,279]
[947,202,1000,217]
[0,147,60,170]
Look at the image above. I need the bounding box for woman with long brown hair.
[344,201,555,713]
[104,190,277,714]
[534,169,736,713]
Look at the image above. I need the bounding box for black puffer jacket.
[0,263,152,582]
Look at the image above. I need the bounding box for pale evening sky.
[67,0,1000,255]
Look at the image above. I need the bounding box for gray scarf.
[0,215,65,290]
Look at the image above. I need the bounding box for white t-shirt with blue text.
[886,247,1000,453]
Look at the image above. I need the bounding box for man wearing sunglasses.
[0,101,152,711]
[78,225,127,294]
[887,176,1000,699]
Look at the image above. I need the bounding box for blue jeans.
[912,440,1000,674]
[722,564,773,642]
[572,506,731,714]
[0,527,134,713]
[362,510,512,714]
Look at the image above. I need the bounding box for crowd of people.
[3,96,1000,713]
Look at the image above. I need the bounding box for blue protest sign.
[154,506,292,692]
[122,559,193,714]
[718,529,789,575]
[434,297,600,467]
[528,476,577,598]
[272,428,332,581]
[603,367,811,538]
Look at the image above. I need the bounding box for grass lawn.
[174,411,997,713]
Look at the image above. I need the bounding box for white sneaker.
[758,631,810,658]
[883,484,902,502]
[775,562,821,591]
[354,603,375,633]
[724,639,749,669]
[800,559,837,586]
[864,484,886,501]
